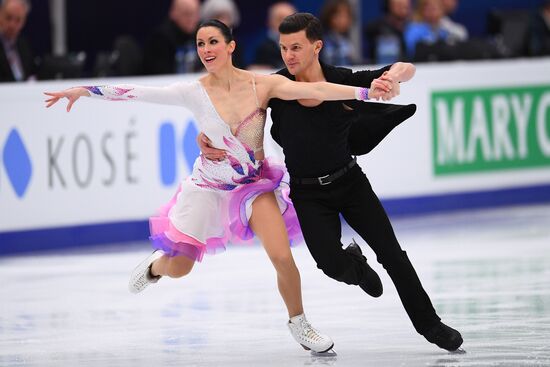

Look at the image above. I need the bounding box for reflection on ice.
[1,205,549,366]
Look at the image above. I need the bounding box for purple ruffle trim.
[148,157,303,262]
[228,159,303,246]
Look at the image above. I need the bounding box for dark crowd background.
[4,0,550,82]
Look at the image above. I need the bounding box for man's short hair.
[279,12,323,42]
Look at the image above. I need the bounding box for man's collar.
[319,62,348,83]
[275,66,293,79]
[276,61,349,83]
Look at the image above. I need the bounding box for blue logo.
[2,128,33,198]
[159,119,200,186]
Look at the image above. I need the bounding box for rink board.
[1,59,550,253]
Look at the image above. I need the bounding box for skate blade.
[311,349,337,357]
[449,347,466,354]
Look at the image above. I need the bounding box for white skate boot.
[287,313,334,353]
[128,250,164,294]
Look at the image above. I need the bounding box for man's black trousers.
[289,164,441,334]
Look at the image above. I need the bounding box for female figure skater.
[45,20,390,353]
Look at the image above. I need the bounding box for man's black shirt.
[268,62,391,178]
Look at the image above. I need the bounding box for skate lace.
[135,275,148,287]
[301,319,323,342]
[133,268,154,289]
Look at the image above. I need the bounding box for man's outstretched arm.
[384,62,416,84]
[347,62,415,99]
[374,62,416,100]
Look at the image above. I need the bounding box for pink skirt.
[148,158,303,262]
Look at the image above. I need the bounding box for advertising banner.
[2,59,549,253]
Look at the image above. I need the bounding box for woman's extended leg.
[249,192,303,317]
[249,192,334,353]
[151,255,195,278]
[128,251,196,294]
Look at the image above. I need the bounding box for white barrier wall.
[1,76,199,232]
[1,59,550,244]
[361,58,550,198]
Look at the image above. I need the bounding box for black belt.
[290,158,357,186]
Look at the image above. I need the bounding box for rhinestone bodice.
[233,108,267,153]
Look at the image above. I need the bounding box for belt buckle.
[318,174,331,185]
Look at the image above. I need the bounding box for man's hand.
[371,62,416,101]
[371,71,400,101]
[197,132,226,161]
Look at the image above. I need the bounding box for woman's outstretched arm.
[263,74,392,103]
[44,83,189,112]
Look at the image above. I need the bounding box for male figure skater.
[200,13,463,352]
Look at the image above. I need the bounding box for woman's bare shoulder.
[253,73,287,86]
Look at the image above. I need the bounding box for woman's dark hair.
[279,12,323,42]
[196,19,234,43]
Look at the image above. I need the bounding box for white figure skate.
[288,313,334,353]
[128,250,164,294]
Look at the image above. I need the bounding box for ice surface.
[1,205,549,366]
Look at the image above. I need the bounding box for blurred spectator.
[94,35,143,77]
[404,0,448,59]
[250,1,296,69]
[143,0,202,75]
[440,0,468,43]
[487,8,531,59]
[201,0,245,68]
[365,0,411,64]
[201,0,239,28]
[319,0,361,66]
[529,0,550,56]
[0,0,35,82]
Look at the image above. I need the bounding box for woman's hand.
[44,87,90,112]
[370,77,393,95]
[368,72,401,102]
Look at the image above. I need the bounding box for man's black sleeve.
[343,64,393,87]
[348,103,417,155]
[343,64,418,156]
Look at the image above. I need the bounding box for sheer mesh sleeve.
[82,82,194,108]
